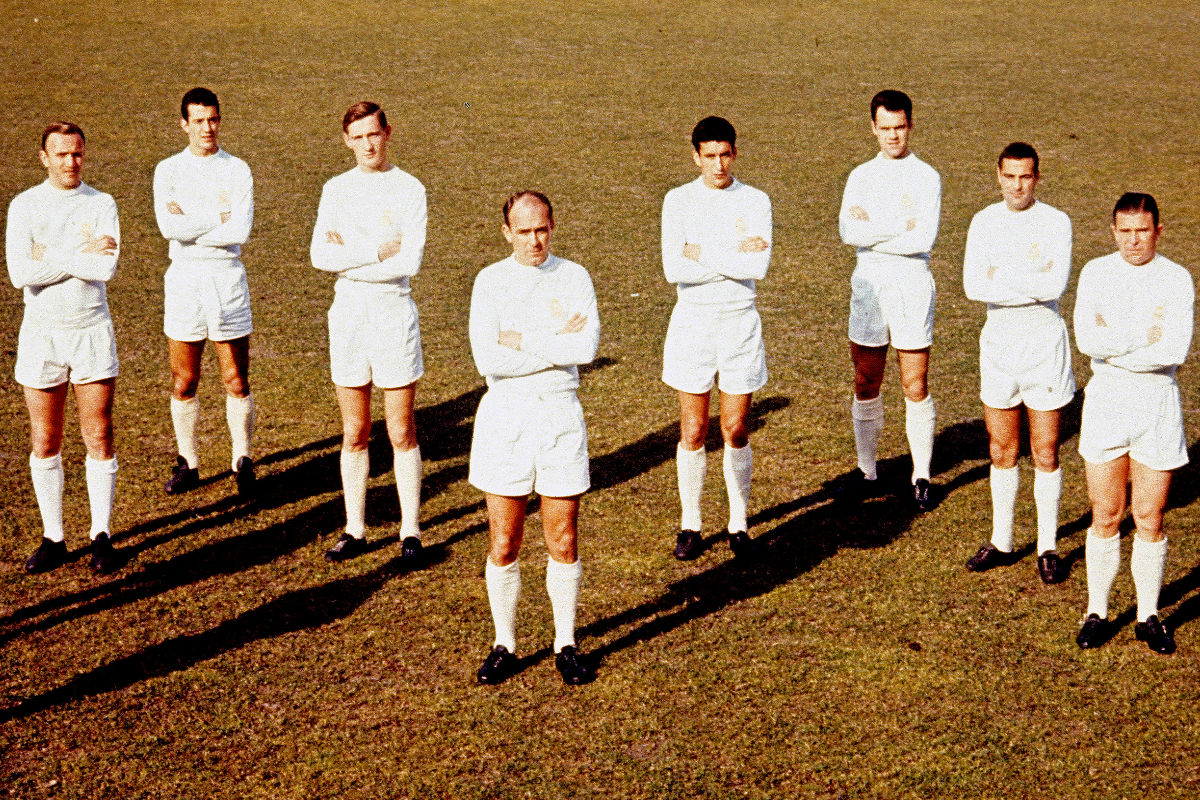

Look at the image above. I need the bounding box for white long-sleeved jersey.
[839,152,941,271]
[6,180,119,328]
[309,165,426,295]
[153,147,253,262]
[1073,251,1193,384]
[661,177,771,307]
[469,254,599,396]
[963,200,1072,330]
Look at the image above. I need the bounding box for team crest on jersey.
[549,299,565,319]
[735,216,747,234]
[901,194,914,210]
[1028,242,1042,264]
[382,211,393,227]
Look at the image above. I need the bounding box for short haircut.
[41,121,85,150]
[180,87,220,119]
[342,101,387,132]
[870,90,912,124]
[691,116,736,151]
[503,190,553,226]
[1113,192,1159,226]
[998,141,1039,174]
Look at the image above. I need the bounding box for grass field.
[3,1,1200,797]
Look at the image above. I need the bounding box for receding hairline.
[41,121,85,150]
[502,191,554,226]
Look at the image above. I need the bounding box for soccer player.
[469,191,599,686]
[838,90,941,510]
[962,143,1074,584]
[6,122,121,574]
[661,116,772,561]
[1073,193,1192,655]
[153,87,256,498]
[310,101,426,564]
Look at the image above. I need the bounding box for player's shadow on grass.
[545,416,997,668]
[589,395,790,492]
[0,521,483,723]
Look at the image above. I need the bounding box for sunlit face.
[872,107,911,159]
[181,104,221,156]
[39,132,85,190]
[1112,209,1162,266]
[692,140,736,189]
[343,114,391,172]
[503,196,554,267]
[997,157,1039,212]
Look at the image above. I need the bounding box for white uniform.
[1074,251,1193,470]
[468,254,600,497]
[153,147,254,342]
[7,180,119,388]
[310,165,426,388]
[661,177,771,395]
[839,152,941,349]
[963,200,1075,411]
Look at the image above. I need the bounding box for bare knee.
[900,373,928,402]
[172,371,200,400]
[341,420,370,451]
[80,418,114,459]
[386,419,418,451]
[721,418,749,449]
[680,417,707,451]
[1030,444,1060,473]
[988,439,1019,469]
[29,427,63,459]
[221,371,250,398]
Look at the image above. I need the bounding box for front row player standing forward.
[838,90,941,510]
[469,192,600,686]
[962,143,1075,584]
[153,87,257,498]
[310,102,426,563]
[6,123,122,574]
[1074,193,1193,655]
[661,116,772,561]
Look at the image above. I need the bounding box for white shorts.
[164,258,253,342]
[1078,376,1187,471]
[469,388,590,497]
[848,268,935,350]
[979,316,1075,411]
[662,302,767,395]
[15,317,119,389]
[328,288,423,389]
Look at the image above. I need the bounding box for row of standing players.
[5,88,1192,689]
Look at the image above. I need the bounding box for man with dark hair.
[1073,193,1192,654]
[469,191,599,686]
[310,101,426,563]
[661,115,772,561]
[153,86,256,498]
[838,89,941,510]
[7,122,122,574]
[962,142,1074,583]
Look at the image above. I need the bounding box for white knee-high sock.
[851,396,883,481]
[905,395,936,484]
[545,557,582,653]
[85,455,118,538]
[723,444,752,533]
[677,443,706,531]
[486,558,521,653]
[170,396,200,469]
[340,448,369,538]
[1033,467,1062,555]
[1131,535,1168,623]
[1085,529,1121,619]
[393,445,422,539]
[30,453,65,543]
[226,393,255,469]
[989,465,1019,552]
